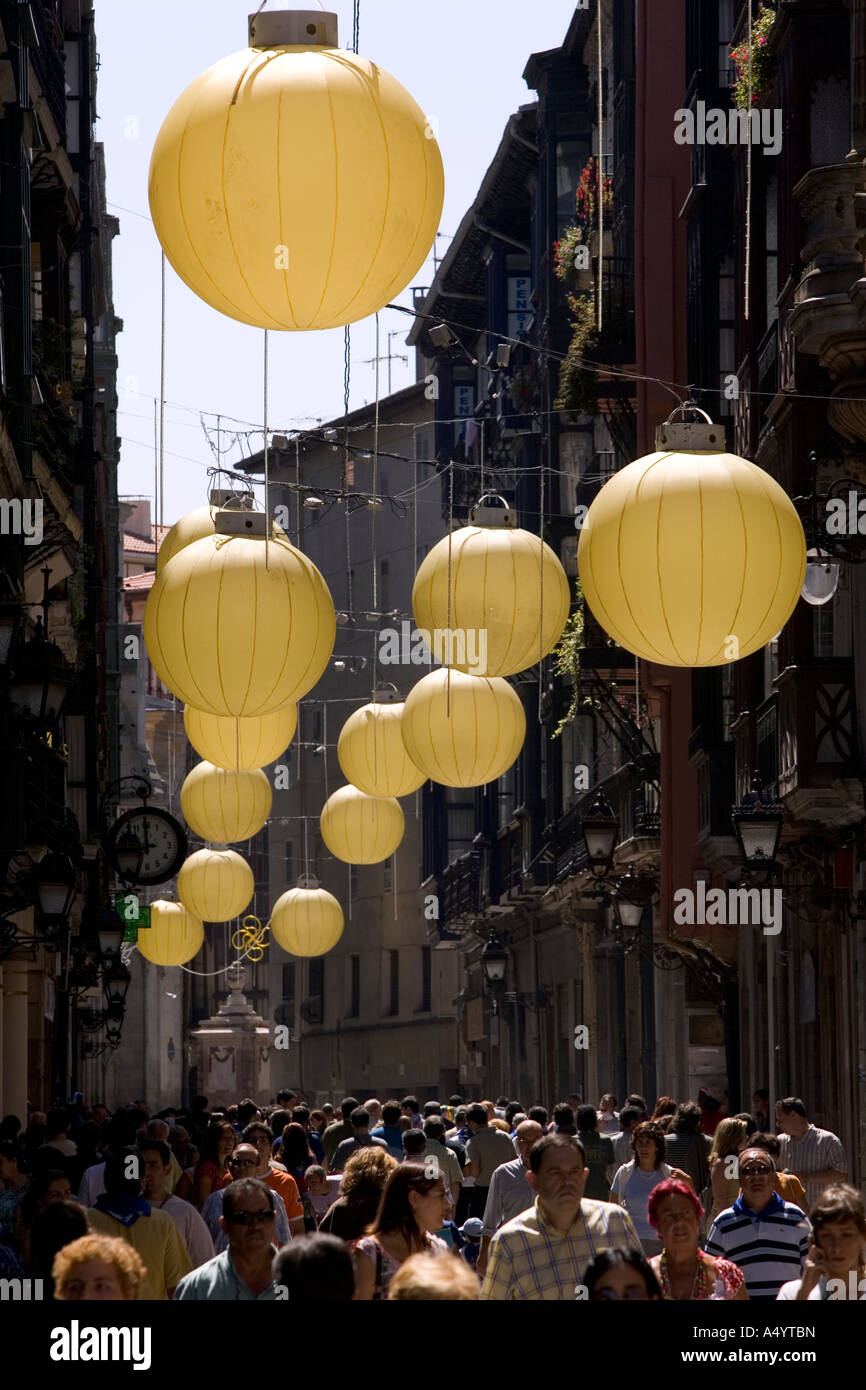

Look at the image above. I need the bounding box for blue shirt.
[705,1192,810,1300]
[371,1125,404,1160]
[173,1248,278,1301]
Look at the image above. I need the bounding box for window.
[312,708,323,743]
[555,138,584,237]
[383,858,392,893]
[284,840,294,885]
[349,955,360,1018]
[420,946,431,1013]
[379,557,389,611]
[765,175,778,333]
[445,788,475,862]
[388,949,399,1016]
[307,958,324,1024]
[282,963,295,1011]
[718,255,735,417]
[498,762,517,829]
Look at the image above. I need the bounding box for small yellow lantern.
[577,417,807,665]
[337,692,426,798]
[319,785,404,865]
[184,704,297,771]
[148,10,444,331]
[143,512,335,716]
[401,668,526,788]
[136,900,204,966]
[177,848,254,922]
[270,883,344,957]
[180,762,272,843]
[412,497,571,677]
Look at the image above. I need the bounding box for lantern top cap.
[249,11,338,48]
[213,509,284,541]
[469,494,517,529]
[654,420,726,453]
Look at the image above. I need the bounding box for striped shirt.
[777,1125,847,1210]
[705,1192,810,1300]
[479,1196,642,1300]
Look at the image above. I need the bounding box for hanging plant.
[551,580,588,739]
[553,225,587,287]
[730,6,777,109]
[574,157,613,234]
[555,293,599,417]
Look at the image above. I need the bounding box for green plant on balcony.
[551,580,589,738]
[555,293,599,417]
[730,6,777,109]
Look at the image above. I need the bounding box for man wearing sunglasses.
[705,1148,810,1300]
[199,1145,291,1253]
[173,1178,280,1300]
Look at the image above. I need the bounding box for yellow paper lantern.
[270,885,344,957]
[400,668,526,788]
[143,526,335,716]
[577,422,807,666]
[180,762,272,843]
[157,505,287,574]
[337,701,426,798]
[148,10,444,331]
[177,848,254,922]
[319,785,404,865]
[412,511,571,677]
[137,900,204,967]
[184,705,297,771]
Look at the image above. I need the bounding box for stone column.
[2,961,30,1124]
[850,0,866,161]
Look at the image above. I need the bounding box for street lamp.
[32,852,77,924]
[613,869,654,930]
[113,823,145,885]
[481,930,508,990]
[97,911,124,963]
[8,623,72,723]
[103,961,131,1009]
[581,789,619,875]
[732,772,783,873]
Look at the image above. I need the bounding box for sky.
[94,0,578,527]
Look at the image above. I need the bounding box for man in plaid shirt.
[479,1133,642,1300]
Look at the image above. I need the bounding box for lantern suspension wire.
[159,252,166,530]
[343,324,353,613]
[152,396,158,541]
[446,459,454,718]
[538,459,545,724]
[745,0,753,320]
[295,435,301,548]
[596,5,604,332]
[263,329,270,570]
[479,417,484,495]
[372,311,380,611]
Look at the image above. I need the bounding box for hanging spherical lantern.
[143,512,335,716]
[319,785,404,865]
[137,900,204,966]
[148,10,444,331]
[337,694,426,797]
[400,667,526,788]
[184,704,297,771]
[577,417,807,666]
[157,504,287,574]
[177,848,255,922]
[412,497,571,677]
[180,762,272,843]
[270,883,344,957]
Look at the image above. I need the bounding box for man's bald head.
[515,1120,544,1165]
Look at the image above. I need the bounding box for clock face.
[107,809,187,886]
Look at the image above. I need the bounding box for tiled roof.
[124,533,157,554]
[123,571,156,592]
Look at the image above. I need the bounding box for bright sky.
[94,0,578,525]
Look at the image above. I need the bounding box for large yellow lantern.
[577,419,807,666]
[319,785,404,864]
[181,762,272,843]
[143,514,335,716]
[177,848,254,922]
[157,503,287,574]
[412,499,571,677]
[337,696,426,798]
[148,10,444,331]
[270,883,344,957]
[137,900,204,967]
[184,705,297,771]
[400,668,526,788]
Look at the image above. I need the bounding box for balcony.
[438,849,484,930]
[775,662,862,825]
[548,770,660,887]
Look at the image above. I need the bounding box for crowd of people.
[0,1084,862,1301]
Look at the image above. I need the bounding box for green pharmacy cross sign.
[114,893,151,942]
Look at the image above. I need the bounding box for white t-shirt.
[612,1161,673,1242]
[777,1275,866,1301]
